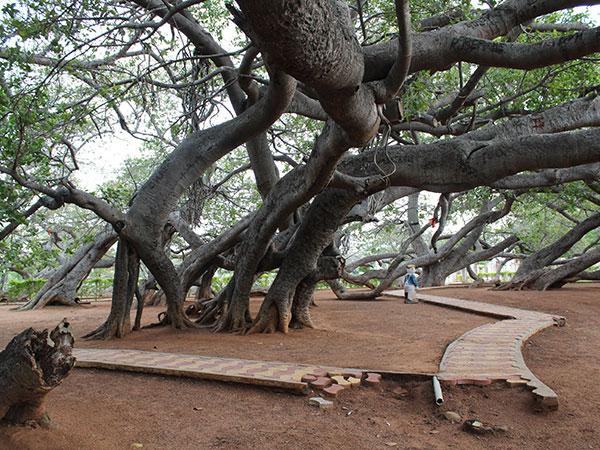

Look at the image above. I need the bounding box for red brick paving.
[364,372,383,386]
[73,348,367,393]
[387,290,566,408]
[74,290,565,408]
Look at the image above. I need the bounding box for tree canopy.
[1,0,599,338]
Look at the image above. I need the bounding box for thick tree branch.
[491,163,600,189]
[527,22,591,32]
[373,0,412,103]
[451,27,600,70]
[363,0,600,80]
[0,167,125,226]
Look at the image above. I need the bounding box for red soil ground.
[1,284,599,449]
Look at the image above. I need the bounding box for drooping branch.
[5,268,30,285]
[332,194,514,297]
[0,171,125,227]
[345,253,399,272]
[528,245,600,290]
[0,198,45,242]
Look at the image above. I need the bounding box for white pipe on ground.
[433,376,444,405]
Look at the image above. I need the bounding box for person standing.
[403,265,419,304]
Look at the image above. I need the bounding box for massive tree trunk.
[247,188,358,334]
[289,254,344,330]
[116,69,296,333]
[83,239,140,339]
[215,0,382,333]
[16,229,118,310]
[0,320,75,425]
[218,123,368,332]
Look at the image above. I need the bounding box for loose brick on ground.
[346,376,361,387]
[323,384,345,396]
[309,397,333,409]
[364,372,382,386]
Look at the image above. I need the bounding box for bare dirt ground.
[0,284,599,449]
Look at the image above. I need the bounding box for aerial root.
[195,297,222,325]
[248,304,280,334]
[212,313,250,334]
[289,316,315,330]
[82,322,118,340]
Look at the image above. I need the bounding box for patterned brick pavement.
[73,348,354,393]
[74,291,565,408]
[386,290,566,408]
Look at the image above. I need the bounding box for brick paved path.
[387,291,566,408]
[74,291,565,407]
[73,348,349,393]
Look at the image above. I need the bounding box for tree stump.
[0,319,75,425]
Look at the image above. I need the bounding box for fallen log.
[0,319,75,426]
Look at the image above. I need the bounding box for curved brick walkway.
[74,291,565,408]
[386,290,566,408]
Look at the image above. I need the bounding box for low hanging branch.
[0,319,75,426]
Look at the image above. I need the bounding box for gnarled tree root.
[248,303,282,334]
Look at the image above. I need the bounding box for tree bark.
[83,239,139,339]
[0,320,75,425]
[246,187,360,334]
[196,263,217,299]
[289,254,344,330]
[569,268,600,282]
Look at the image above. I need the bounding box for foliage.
[505,182,600,254]
[78,276,114,299]
[3,277,46,301]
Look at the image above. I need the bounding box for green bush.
[4,278,46,301]
[79,277,113,299]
